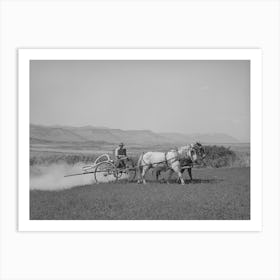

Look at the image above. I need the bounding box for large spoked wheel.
[94,162,118,183]
[118,160,136,182]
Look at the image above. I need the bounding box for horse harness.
[164,150,180,167]
[140,151,179,168]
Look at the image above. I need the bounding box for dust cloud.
[30,163,95,190]
[30,162,129,190]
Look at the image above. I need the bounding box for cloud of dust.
[30,163,96,190]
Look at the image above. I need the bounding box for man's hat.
[119,142,124,146]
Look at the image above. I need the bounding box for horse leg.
[141,166,149,184]
[172,166,185,185]
[137,156,143,184]
[187,168,193,181]
[176,169,185,183]
[156,169,163,182]
[166,169,174,184]
[178,171,185,185]
[137,164,145,184]
[137,166,142,184]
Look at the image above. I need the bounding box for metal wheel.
[94,161,118,183]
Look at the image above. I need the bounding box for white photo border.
[18,48,262,232]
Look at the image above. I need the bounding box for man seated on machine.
[114,142,127,169]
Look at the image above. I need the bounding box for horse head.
[178,145,196,162]
[178,143,206,164]
[191,142,206,163]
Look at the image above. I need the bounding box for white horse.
[137,145,200,185]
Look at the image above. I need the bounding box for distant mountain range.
[30,124,240,145]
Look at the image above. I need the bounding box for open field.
[30,141,250,154]
[30,167,250,220]
[30,142,250,168]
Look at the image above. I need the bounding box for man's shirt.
[114,147,127,158]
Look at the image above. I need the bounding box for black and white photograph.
[2,1,278,279]
[28,54,251,221]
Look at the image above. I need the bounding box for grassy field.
[30,167,250,220]
[30,142,250,169]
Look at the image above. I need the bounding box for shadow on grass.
[145,178,223,185]
[187,178,223,184]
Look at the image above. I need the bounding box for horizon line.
[30,123,248,142]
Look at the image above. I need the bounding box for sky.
[30,60,250,142]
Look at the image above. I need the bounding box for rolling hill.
[30,124,239,145]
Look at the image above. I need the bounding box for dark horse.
[154,142,205,182]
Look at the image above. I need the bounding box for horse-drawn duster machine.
[64,154,137,183]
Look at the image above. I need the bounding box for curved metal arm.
[94,154,111,165]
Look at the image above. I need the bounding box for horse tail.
[137,153,144,173]
[136,153,144,182]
